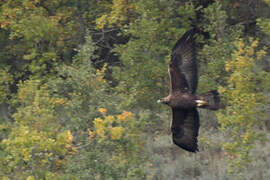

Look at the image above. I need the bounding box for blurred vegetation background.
[0,0,270,179]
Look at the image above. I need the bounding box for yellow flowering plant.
[96,0,136,29]
[82,108,147,179]
[92,109,136,141]
[0,80,77,178]
[217,38,267,174]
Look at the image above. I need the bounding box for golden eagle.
[158,28,220,152]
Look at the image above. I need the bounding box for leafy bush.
[217,38,267,175]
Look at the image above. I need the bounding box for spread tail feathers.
[198,90,220,110]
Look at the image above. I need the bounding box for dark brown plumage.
[158,28,220,152]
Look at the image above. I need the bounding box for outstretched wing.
[171,108,200,152]
[169,28,198,94]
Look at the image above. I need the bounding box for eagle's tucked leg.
[195,100,207,107]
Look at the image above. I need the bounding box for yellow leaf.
[110,126,124,140]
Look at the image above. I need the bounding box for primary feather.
[171,28,198,94]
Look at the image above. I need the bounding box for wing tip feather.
[172,137,199,153]
[172,28,198,51]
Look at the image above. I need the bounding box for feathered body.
[158,28,220,152]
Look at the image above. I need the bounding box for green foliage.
[0,0,82,90]
[257,0,270,35]
[0,80,76,179]
[66,110,148,179]
[96,0,136,29]
[198,1,243,93]
[0,67,13,104]
[217,38,267,175]
[257,18,270,35]
[48,34,119,132]
[45,34,148,179]
[112,0,196,108]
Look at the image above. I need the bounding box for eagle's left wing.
[171,108,200,152]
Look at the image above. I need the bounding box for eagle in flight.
[158,28,220,152]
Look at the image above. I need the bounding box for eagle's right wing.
[169,28,198,94]
[171,108,200,152]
